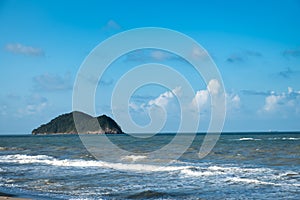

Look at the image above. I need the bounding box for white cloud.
[192,79,221,111]
[33,72,72,91]
[129,79,239,118]
[264,95,283,112]
[148,87,181,109]
[106,20,121,30]
[192,79,239,114]
[125,46,209,64]
[102,19,122,34]
[226,93,241,111]
[191,46,208,60]
[207,79,221,95]
[17,94,49,116]
[150,50,170,61]
[192,89,209,111]
[0,105,7,116]
[288,87,293,94]
[232,94,240,103]
[5,43,44,56]
[129,87,181,113]
[262,87,300,114]
[125,49,181,62]
[21,102,48,115]
[129,102,141,112]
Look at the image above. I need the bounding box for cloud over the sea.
[5,43,44,56]
[261,87,300,115]
[226,50,263,63]
[101,19,122,35]
[17,94,49,116]
[32,72,72,92]
[282,48,300,58]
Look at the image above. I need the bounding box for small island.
[32,111,123,135]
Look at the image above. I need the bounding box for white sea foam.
[0,177,4,186]
[0,147,6,150]
[268,137,300,140]
[282,137,300,140]
[0,154,293,185]
[230,137,300,141]
[237,137,262,141]
[180,165,272,178]
[0,146,23,151]
[121,155,147,162]
[0,154,188,172]
[207,165,271,173]
[280,171,299,176]
[2,154,276,176]
[226,177,276,185]
[181,167,225,177]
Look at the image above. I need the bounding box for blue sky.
[1,0,300,134]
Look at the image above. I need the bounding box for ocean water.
[0,133,299,199]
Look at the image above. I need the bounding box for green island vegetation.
[32,111,123,134]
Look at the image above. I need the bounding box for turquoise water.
[0,133,299,199]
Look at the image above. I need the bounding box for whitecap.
[181,167,225,177]
[268,137,300,140]
[282,137,300,140]
[0,146,24,151]
[238,137,261,141]
[0,154,188,172]
[226,177,276,185]
[121,155,147,162]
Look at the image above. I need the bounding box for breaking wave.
[234,137,262,141]
[0,154,188,172]
[1,154,299,190]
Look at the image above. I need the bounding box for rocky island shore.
[32,111,123,135]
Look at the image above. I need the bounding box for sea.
[0,132,299,199]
